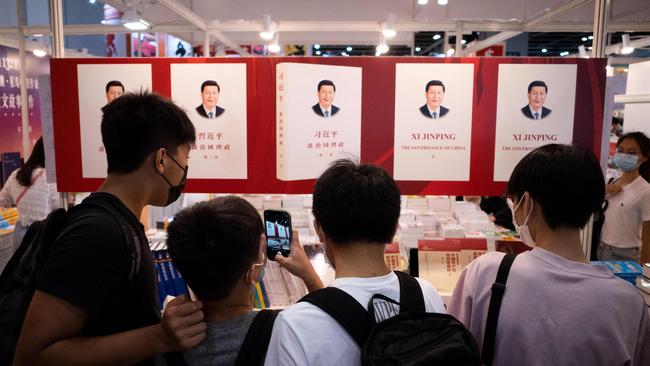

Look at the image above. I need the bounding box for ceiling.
[103,0,650,47]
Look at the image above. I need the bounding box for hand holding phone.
[264,210,292,260]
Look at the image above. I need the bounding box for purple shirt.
[449,248,650,366]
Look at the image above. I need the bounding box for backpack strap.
[81,202,142,282]
[481,253,517,366]
[394,271,425,312]
[299,287,371,347]
[234,309,282,366]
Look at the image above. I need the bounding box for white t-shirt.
[449,248,650,366]
[0,168,60,225]
[602,176,650,249]
[264,272,445,366]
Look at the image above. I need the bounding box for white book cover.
[77,64,152,178]
[493,64,577,181]
[393,63,474,181]
[276,63,362,181]
[623,61,650,136]
[171,63,248,179]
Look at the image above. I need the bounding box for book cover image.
[276,63,362,181]
[493,64,577,181]
[77,64,152,178]
[393,63,475,181]
[171,63,248,179]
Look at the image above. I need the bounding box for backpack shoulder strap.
[481,253,517,366]
[234,309,281,366]
[394,271,425,312]
[80,201,142,281]
[299,287,371,347]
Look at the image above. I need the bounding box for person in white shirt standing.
[265,159,445,366]
[599,131,650,264]
[0,137,60,251]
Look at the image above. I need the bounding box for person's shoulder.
[414,277,446,313]
[312,103,320,111]
[332,105,340,112]
[56,203,125,247]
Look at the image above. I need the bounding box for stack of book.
[591,260,643,285]
[150,240,188,309]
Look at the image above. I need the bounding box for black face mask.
[158,152,188,206]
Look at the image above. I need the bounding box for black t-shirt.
[37,192,159,365]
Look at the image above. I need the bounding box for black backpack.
[299,271,481,366]
[234,309,281,366]
[0,201,142,366]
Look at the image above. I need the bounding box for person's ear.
[314,219,325,243]
[154,148,166,174]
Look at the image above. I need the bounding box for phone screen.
[264,210,292,260]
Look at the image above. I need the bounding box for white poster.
[276,63,362,181]
[624,61,650,136]
[493,64,577,181]
[393,63,475,181]
[77,64,152,178]
[171,63,247,179]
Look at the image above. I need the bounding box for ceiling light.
[259,15,276,41]
[268,43,281,53]
[346,46,353,52]
[541,48,548,53]
[446,48,455,56]
[578,45,588,58]
[461,39,467,45]
[314,44,321,50]
[381,13,397,39]
[415,47,421,52]
[32,49,47,57]
[121,9,150,30]
[620,34,634,55]
[432,34,441,40]
[560,51,569,56]
[437,0,448,5]
[376,44,389,55]
[581,37,588,42]
[418,0,429,4]
[315,50,321,55]
[268,33,280,54]
[588,35,593,40]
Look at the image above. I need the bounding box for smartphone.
[264,209,292,260]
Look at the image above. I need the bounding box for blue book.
[1,152,21,186]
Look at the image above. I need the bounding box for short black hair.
[101,90,196,174]
[425,80,445,93]
[201,80,220,92]
[317,80,336,92]
[167,196,264,301]
[507,144,604,229]
[528,80,548,93]
[312,159,401,245]
[618,131,650,182]
[105,80,124,93]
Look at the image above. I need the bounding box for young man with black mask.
[14,91,206,365]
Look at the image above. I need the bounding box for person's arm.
[0,172,16,207]
[641,221,650,264]
[14,292,205,366]
[274,230,324,292]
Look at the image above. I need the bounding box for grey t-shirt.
[183,311,257,366]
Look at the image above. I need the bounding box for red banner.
[50,57,606,195]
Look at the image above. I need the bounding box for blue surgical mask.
[613,153,639,172]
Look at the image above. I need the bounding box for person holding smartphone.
[166,196,323,366]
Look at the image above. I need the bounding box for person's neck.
[204,104,214,111]
[533,226,588,263]
[202,288,253,323]
[319,103,330,111]
[97,174,149,218]
[427,104,439,111]
[331,242,391,278]
[530,105,541,113]
[618,170,640,186]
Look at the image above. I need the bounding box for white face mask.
[507,194,537,248]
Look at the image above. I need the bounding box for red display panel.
[50,57,606,195]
